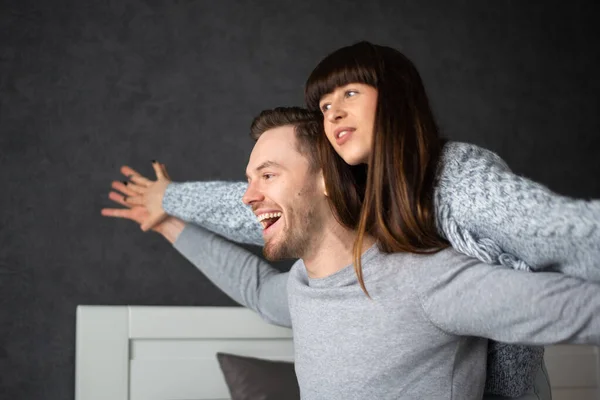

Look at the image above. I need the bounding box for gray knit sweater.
[163,141,600,397]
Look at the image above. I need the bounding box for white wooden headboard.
[75,306,599,400]
[75,306,294,400]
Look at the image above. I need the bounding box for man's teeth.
[257,212,282,222]
[258,212,282,230]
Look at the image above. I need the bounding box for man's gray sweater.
[164,141,600,396]
[174,224,600,400]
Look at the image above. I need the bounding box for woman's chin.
[340,152,369,166]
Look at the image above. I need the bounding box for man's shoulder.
[382,247,484,279]
[381,246,459,261]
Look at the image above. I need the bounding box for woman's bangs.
[305,44,378,112]
[305,66,374,111]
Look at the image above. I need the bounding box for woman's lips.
[335,128,355,146]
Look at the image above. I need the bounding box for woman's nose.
[327,104,346,122]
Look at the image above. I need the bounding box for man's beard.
[263,206,320,261]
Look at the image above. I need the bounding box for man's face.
[243,125,325,261]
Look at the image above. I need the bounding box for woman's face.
[318,83,378,165]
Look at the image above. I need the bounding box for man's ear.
[318,169,328,197]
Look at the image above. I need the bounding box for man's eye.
[263,173,275,180]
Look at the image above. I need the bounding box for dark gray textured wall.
[1,0,599,398]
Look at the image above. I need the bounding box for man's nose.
[242,182,264,206]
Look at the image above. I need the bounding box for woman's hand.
[112,161,172,232]
[101,164,185,243]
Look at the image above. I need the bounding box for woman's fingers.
[160,163,171,180]
[105,164,164,227]
[111,180,142,196]
[123,195,144,206]
[101,203,149,226]
[128,174,152,187]
[152,161,165,180]
[101,207,132,219]
[108,191,132,208]
[120,165,143,179]
[120,165,152,187]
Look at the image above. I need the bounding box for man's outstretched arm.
[415,250,600,345]
[173,222,291,327]
[102,180,290,327]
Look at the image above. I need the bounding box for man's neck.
[301,220,377,279]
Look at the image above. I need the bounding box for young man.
[102,108,599,400]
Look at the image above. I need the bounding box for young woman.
[109,42,600,398]
[306,42,598,285]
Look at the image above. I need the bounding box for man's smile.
[256,211,283,233]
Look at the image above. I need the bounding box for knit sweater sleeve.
[435,141,600,281]
[173,223,291,328]
[163,181,263,246]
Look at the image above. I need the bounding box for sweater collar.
[305,243,381,288]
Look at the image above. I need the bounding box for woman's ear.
[319,170,328,197]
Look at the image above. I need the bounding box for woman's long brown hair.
[306,42,449,297]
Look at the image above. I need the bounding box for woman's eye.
[345,90,358,98]
[320,103,331,113]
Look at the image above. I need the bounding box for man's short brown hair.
[250,107,321,171]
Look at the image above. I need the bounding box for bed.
[75,305,599,400]
[75,306,294,400]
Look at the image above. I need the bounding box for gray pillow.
[216,352,300,400]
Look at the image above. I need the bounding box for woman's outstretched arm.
[117,163,263,246]
[435,141,600,281]
[163,180,263,245]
